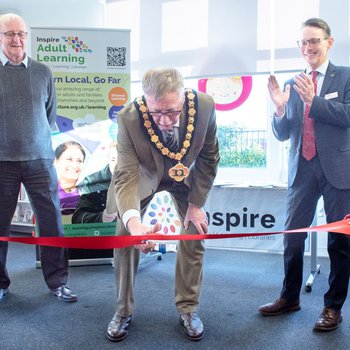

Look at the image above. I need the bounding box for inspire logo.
[147,194,181,234]
[36,35,92,65]
[62,36,93,53]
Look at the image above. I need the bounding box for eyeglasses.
[297,37,328,48]
[148,110,182,118]
[0,31,28,39]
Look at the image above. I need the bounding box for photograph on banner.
[30,26,130,238]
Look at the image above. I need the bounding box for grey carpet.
[1,242,349,350]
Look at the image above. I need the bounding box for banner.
[143,186,313,253]
[205,185,287,251]
[30,27,130,237]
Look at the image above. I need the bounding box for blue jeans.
[0,159,68,289]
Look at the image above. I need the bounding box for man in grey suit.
[106,67,220,342]
[258,18,350,332]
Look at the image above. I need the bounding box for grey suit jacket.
[272,62,350,189]
[106,91,220,218]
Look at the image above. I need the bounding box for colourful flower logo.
[147,193,181,234]
[62,36,92,53]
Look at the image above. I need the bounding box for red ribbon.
[1,219,350,249]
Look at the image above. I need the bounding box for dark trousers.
[0,160,68,290]
[281,155,350,309]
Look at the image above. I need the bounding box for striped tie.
[165,130,178,152]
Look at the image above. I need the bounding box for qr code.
[107,47,127,67]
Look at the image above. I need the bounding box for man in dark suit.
[258,18,350,332]
[105,67,219,342]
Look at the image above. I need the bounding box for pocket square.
[325,92,338,100]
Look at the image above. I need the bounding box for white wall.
[0,0,104,29]
[1,0,104,55]
[5,0,350,78]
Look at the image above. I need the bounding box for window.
[129,72,293,185]
[105,0,349,184]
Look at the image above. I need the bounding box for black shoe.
[0,288,9,301]
[107,314,132,342]
[179,312,204,341]
[51,285,78,302]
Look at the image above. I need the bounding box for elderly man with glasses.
[105,67,220,342]
[0,13,77,303]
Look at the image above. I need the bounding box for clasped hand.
[267,73,316,116]
[292,72,316,105]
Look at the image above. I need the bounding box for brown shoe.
[258,298,300,316]
[313,308,342,332]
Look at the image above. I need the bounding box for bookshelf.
[11,185,34,233]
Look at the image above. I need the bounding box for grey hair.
[142,67,184,100]
[0,13,27,32]
[302,18,331,37]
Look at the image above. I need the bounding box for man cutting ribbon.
[105,67,220,342]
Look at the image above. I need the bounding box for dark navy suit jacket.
[272,62,350,189]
